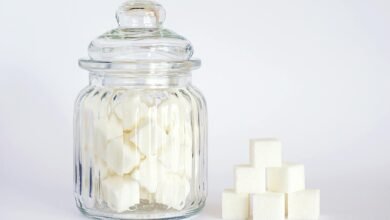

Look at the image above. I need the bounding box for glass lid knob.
[116,0,166,28]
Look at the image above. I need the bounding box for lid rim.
[79,59,201,73]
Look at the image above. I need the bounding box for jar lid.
[79,0,201,73]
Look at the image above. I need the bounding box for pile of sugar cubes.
[222,138,320,220]
[79,90,196,212]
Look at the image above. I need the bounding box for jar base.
[76,199,205,220]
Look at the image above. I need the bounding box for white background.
[0,0,389,219]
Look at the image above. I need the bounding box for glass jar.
[73,1,208,219]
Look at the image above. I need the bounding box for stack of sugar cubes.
[222,138,320,220]
[79,90,195,212]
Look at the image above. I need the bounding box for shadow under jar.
[73,1,208,219]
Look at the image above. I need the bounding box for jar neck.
[89,72,192,87]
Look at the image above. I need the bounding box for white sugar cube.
[94,117,123,157]
[222,189,249,220]
[159,136,193,179]
[138,157,166,193]
[80,90,113,151]
[129,123,168,156]
[102,175,140,213]
[105,137,141,175]
[160,120,193,179]
[250,138,282,168]
[105,117,124,139]
[113,93,149,131]
[267,162,305,193]
[93,158,113,180]
[252,192,285,220]
[235,165,266,194]
[157,96,181,133]
[288,189,320,220]
[157,94,190,134]
[155,173,190,210]
[83,89,111,119]
[93,158,114,204]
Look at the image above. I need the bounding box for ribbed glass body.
[74,72,207,219]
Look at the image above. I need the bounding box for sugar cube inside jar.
[74,1,208,219]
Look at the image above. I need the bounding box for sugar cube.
[129,123,168,156]
[159,135,193,179]
[235,165,266,194]
[105,137,141,175]
[94,116,123,157]
[155,173,190,210]
[138,157,166,193]
[157,94,191,134]
[93,158,114,204]
[288,189,320,220]
[102,175,140,212]
[222,189,250,220]
[250,138,282,168]
[267,162,305,193]
[113,93,149,131]
[252,192,285,220]
[93,157,113,180]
